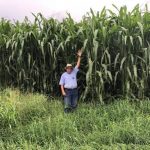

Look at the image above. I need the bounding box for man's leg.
[71,89,78,110]
[64,89,72,113]
[64,95,72,113]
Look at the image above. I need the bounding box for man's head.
[65,64,73,74]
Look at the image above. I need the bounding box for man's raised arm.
[76,49,82,69]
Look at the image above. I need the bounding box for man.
[59,50,82,113]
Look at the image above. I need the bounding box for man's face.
[66,67,73,74]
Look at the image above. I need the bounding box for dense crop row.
[0,5,150,101]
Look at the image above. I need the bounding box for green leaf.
[120,57,126,70]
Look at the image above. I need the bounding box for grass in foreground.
[0,88,150,150]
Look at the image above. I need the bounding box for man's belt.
[64,88,77,90]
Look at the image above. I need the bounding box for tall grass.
[0,89,150,149]
[0,5,150,102]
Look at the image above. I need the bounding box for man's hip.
[64,88,78,96]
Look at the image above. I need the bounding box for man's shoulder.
[72,66,79,73]
[61,72,67,77]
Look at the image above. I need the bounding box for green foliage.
[0,89,150,149]
[0,5,150,102]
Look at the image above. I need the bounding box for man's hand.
[62,91,66,96]
[77,49,82,57]
[61,85,66,96]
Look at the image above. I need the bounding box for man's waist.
[64,87,77,90]
[64,84,77,89]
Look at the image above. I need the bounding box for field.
[0,4,150,150]
[0,5,150,101]
[0,88,150,149]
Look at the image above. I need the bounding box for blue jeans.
[64,88,78,111]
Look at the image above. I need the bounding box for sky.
[0,0,149,21]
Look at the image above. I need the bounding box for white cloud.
[0,0,149,21]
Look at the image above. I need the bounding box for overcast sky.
[0,0,149,21]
